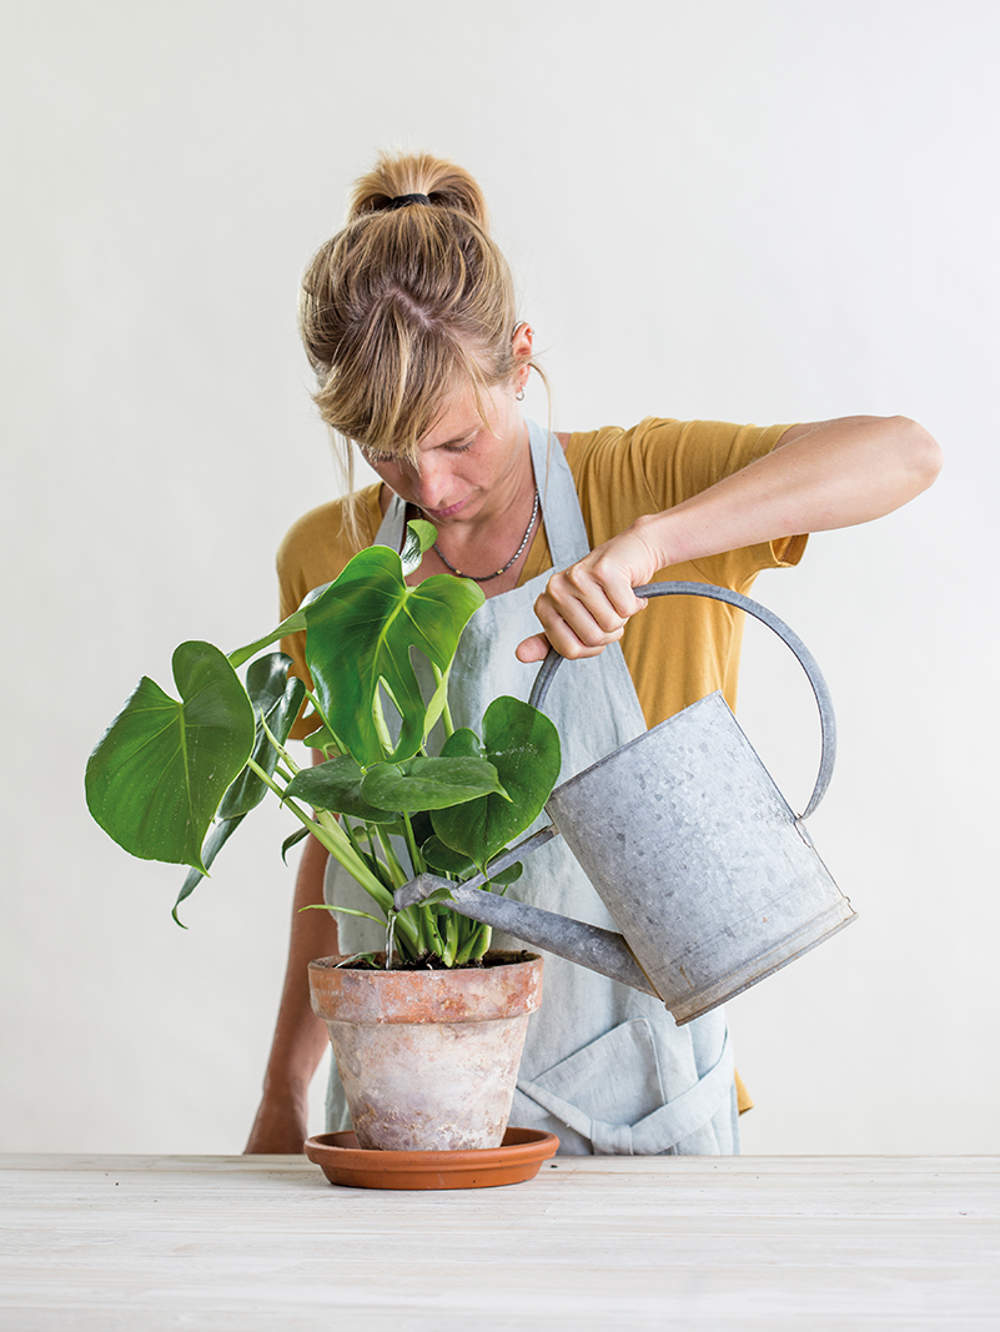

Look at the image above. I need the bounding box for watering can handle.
[528,579,836,819]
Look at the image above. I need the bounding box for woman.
[245,150,941,1156]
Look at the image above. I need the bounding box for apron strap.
[526,418,592,569]
[373,491,407,552]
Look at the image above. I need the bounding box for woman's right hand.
[244,1083,310,1155]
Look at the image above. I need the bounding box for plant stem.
[269,736,301,776]
[422,907,445,958]
[339,816,371,867]
[373,827,407,888]
[245,757,418,946]
[372,826,426,952]
[430,663,455,738]
[471,922,492,960]
[303,690,347,755]
[453,931,476,966]
[244,759,368,884]
[400,813,423,877]
[442,910,459,967]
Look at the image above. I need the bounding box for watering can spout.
[394,871,659,998]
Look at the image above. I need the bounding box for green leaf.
[225,573,341,671]
[303,723,340,753]
[281,826,310,864]
[420,837,521,886]
[227,607,307,671]
[485,861,523,889]
[435,727,480,759]
[86,641,256,870]
[408,810,434,846]
[422,661,453,744]
[165,656,306,911]
[171,815,245,927]
[333,951,378,969]
[400,519,437,575]
[420,886,456,906]
[360,755,509,813]
[218,654,305,819]
[431,697,561,867]
[299,903,387,924]
[421,835,475,876]
[285,755,401,823]
[301,543,484,766]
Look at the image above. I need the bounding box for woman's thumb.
[515,633,550,663]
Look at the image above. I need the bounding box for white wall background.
[3,0,996,1155]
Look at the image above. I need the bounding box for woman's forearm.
[260,832,338,1097]
[634,414,942,570]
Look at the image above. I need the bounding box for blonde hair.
[298,150,552,549]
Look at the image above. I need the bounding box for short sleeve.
[274,485,382,741]
[629,417,808,590]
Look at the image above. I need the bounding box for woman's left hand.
[515,525,661,662]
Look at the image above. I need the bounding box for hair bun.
[348,150,490,231]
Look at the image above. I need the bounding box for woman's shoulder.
[556,418,683,488]
[560,417,679,452]
[558,416,788,485]
[557,417,686,469]
[276,483,382,586]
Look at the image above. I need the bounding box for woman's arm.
[645,415,942,566]
[244,792,338,1154]
[516,415,942,662]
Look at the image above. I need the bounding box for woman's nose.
[414,454,455,510]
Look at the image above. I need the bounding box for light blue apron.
[323,417,739,1154]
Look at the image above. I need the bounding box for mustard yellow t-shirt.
[275,417,808,1114]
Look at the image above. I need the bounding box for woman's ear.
[512,321,534,390]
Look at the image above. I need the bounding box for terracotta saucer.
[304,1127,560,1190]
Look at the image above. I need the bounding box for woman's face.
[361,377,529,526]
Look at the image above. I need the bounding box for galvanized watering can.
[395,581,856,1024]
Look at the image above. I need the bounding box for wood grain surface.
[1,1154,996,1329]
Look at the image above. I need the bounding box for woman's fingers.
[517,574,647,661]
[552,574,626,636]
[514,624,621,663]
[514,528,657,663]
[563,560,648,623]
[533,584,625,652]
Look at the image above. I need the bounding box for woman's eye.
[446,440,475,454]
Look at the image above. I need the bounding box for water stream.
[384,911,397,969]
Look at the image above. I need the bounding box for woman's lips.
[423,496,468,519]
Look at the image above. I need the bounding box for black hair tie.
[385,193,432,210]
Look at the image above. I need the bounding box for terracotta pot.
[308,951,543,1151]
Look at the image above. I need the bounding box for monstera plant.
[85,521,561,969]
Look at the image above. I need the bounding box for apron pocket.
[517,1018,735,1155]
[517,1018,667,1155]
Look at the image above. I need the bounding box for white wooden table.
[1,1154,997,1329]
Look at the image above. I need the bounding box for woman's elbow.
[895,416,943,496]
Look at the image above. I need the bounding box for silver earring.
[516,387,525,401]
